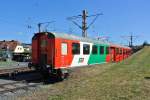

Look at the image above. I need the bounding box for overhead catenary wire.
[67,10,103,37]
[121,33,140,47]
[37,21,55,33]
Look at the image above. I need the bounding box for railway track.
[0,67,35,77]
[0,80,43,95]
[0,66,44,96]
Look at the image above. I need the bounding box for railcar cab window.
[61,43,68,55]
[92,45,98,54]
[83,44,90,54]
[100,46,104,54]
[40,40,47,47]
[106,47,109,54]
[72,43,80,55]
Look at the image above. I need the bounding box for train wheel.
[28,63,32,69]
[39,69,50,80]
[57,69,69,81]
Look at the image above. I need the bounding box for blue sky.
[0,0,149,45]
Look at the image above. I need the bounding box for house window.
[61,43,67,55]
[83,44,90,54]
[92,45,98,54]
[72,43,80,55]
[100,46,104,54]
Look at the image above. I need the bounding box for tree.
[143,41,149,46]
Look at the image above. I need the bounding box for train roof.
[34,32,131,49]
[109,42,131,49]
[38,32,110,45]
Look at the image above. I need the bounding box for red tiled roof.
[0,40,21,51]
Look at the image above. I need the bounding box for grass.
[19,46,150,100]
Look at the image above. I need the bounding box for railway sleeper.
[0,83,41,94]
[8,71,19,79]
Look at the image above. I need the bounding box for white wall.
[14,45,24,53]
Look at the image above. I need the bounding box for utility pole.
[121,33,139,47]
[67,10,103,38]
[82,10,87,37]
[130,34,133,47]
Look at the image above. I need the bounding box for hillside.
[20,46,150,100]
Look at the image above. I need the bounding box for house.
[0,40,31,62]
[0,40,20,51]
[21,43,31,53]
[0,40,20,61]
[14,45,25,53]
[13,43,31,62]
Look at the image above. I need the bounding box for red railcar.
[29,32,132,79]
[107,44,132,62]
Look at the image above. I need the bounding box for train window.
[106,47,109,54]
[72,43,80,55]
[83,44,90,54]
[123,50,126,54]
[100,46,104,55]
[120,49,122,54]
[40,40,47,47]
[127,50,129,54]
[124,50,126,54]
[61,43,68,55]
[92,45,98,54]
[116,48,119,54]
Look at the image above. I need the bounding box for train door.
[121,48,123,61]
[61,42,68,67]
[39,35,48,68]
[40,54,47,66]
[110,47,115,62]
[123,49,125,59]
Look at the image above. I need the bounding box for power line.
[121,33,139,47]
[37,21,55,32]
[67,10,103,37]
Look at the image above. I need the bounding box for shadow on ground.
[0,71,63,85]
[144,77,150,80]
